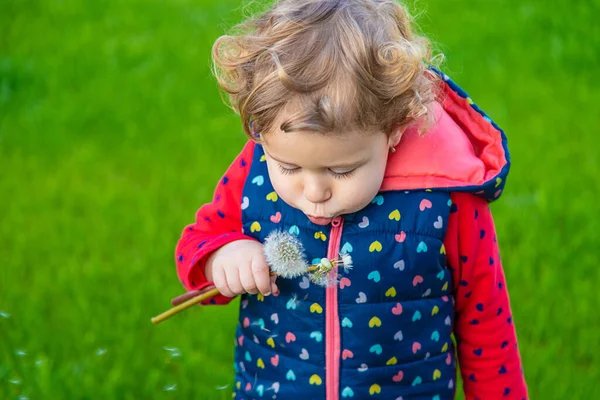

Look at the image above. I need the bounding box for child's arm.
[445,192,528,400]
[175,141,256,305]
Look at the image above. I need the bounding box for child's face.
[262,126,399,226]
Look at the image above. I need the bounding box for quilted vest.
[233,144,456,400]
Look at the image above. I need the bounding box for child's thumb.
[270,275,279,295]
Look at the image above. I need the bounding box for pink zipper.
[326,216,344,400]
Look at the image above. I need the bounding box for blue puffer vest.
[232,74,508,400]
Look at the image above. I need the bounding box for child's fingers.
[224,266,244,297]
[212,265,235,298]
[251,257,272,295]
[239,263,259,295]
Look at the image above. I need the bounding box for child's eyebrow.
[265,149,367,169]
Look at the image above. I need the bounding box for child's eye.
[278,164,300,175]
[328,168,356,179]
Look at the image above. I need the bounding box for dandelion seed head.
[264,231,308,278]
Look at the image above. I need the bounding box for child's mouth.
[307,215,334,225]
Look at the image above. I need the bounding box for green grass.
[1,0,599,398]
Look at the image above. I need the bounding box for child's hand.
[205,240,278,298]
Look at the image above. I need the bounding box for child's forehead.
[262,127,386,167]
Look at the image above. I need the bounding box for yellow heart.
[257,358,265,369]
[467,97,474,105]
[440,244,446,255]
[310,303,323,314]
[388,209,401,221]
[433,369,441,380]
[314,231,327,241]
[267,337,275,348]
[266,191,278,202]
[426,189,432,192]
[369,384,381,395]
[309,374,322,385]
[495,177,502,188]
[250,221,261,233]
[260,155,266,162]
[385,287,396,297]
[386,357,397,366]
[369,241,382,252]
[257,293,265,302]
[236,381,241,390]
[442,342,448,353]
[368,316,382,328]
[442,282,448,291]
[432,305,439,316]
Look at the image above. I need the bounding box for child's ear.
[388,124,404,148]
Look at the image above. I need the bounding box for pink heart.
[393,370,404,383]
[392,303,403,315]
[419,199,432,211]
[243,317,250,328]
[442,295,449,302]
[340,277,351,289]
[270,211,282,223]
[285,332,296,343]
[342,349,354,360]
[412,342,422,354]
[395,231,407,242]
[412,275,424,286]
[446,353,452,365]
[238,336,244,346]
[245,382,252,391]
[271,354,279,367]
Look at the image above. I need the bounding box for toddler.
[175,1,528,398]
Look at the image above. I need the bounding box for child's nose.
[303,176,331,204]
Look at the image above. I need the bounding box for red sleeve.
[175,141,256,305]
[444,192,528,400]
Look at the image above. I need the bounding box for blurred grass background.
[1,0,599,398]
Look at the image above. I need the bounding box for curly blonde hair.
[212,0,441,139]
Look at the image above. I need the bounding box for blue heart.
[371,195,384,205]
[288,225,300,235]
[341,387,355,398]
[286,370,296,381]
[222,176,229,185]
[341,317,353,328]
[369,344,382,355]
[431,330,440,342]
[251,175,264,186]
[412,311,422,321]
[310,331,323,342]
[436,271,445,280]
[257,318,265,330]
[473,348,482,356]
[256,384,264,396]
[411,376,422,386]
[341,242,353,253]
[286,298,297,310]
[245,351,251,362]
[312,258,322,265]
[417,242,428,253]
[367,271,381,283]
